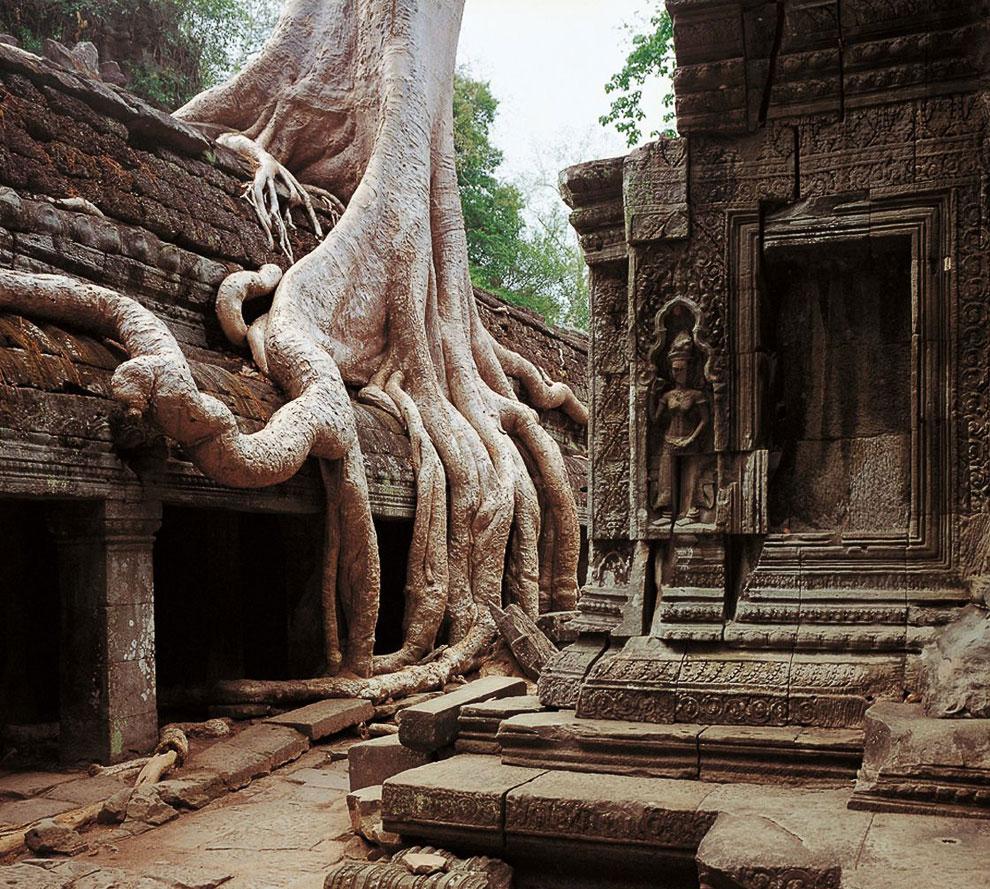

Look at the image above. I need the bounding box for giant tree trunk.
[0,0,585,701]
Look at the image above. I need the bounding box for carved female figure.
[650,329,712,524]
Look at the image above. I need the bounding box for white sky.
[456,0,666,188]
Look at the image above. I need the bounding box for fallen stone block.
[24,819,88,856]
[97,788,132,824]
[187,742,270,790]
[348,734,431,791]
[124,785,178,826]
[346,785,400,848]
[266,698,374,741]
[156,771,225,810]
[398,676,527,752]
[490,603,557,680]
[225,723,309,771]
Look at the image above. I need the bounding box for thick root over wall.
[1,0,586,704]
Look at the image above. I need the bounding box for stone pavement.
[89,747,357,889]
[2,746,362,889]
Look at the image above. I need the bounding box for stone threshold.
[381,754,990,889]
[497,711,862,786]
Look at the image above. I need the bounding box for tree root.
[218,132,325,262]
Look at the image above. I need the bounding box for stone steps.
[380,754,990,889]
[497,711,863,786]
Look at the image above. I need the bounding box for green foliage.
[0,0,279,108]
[600,2,676,147]
[453,70,588,330]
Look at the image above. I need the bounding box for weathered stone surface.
[347,735,431,792]
[0,798,75,827]
[382,755,543,850]
[224,723,309,771]
[697,812,841,889]
[266,698,373,741]
[850,702,990,818]
[922,605,990,719]
[187,742,270,791]
[397,677,527,753]
[23,819,87,856]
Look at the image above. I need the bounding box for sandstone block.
[156,771,225,810]
[397,677,527,752]
[188,742,270,790]
[850,701,990,817]
[225,723,309,771]
[97,788,132,824]
[348,735,430,792]
[266,698,373,741]
[346,785,400,848]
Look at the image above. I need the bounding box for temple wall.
[551,0,990,727]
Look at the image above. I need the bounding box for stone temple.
[1,0,990,887]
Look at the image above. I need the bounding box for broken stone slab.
[97,788,132,825]
[697,812,842,889]
[397,676,527,753]
[324,846,512,889]
[225,723,309,771]
[348,734,431,792]
[186,741,270,790]
[124,785,178,826]
[849,701,990,818]
[382,755,544,852]
[23,819,88,856]
[346,785,401,848]
[489,603,557,680]
[265,698,373,741]
[456,695,545,755]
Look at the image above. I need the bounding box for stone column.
[49,499,161,764]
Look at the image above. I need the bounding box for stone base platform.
[381,754,990,889]
[849,702,990,819]
[497,711,862,786]
[568,637,906,729]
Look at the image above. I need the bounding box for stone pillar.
[49,499,161,764]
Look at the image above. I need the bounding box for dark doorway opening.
[0,500,60,758]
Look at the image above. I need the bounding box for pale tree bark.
[0,0,586,701]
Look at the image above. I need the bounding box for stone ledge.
[498,711,861,786]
